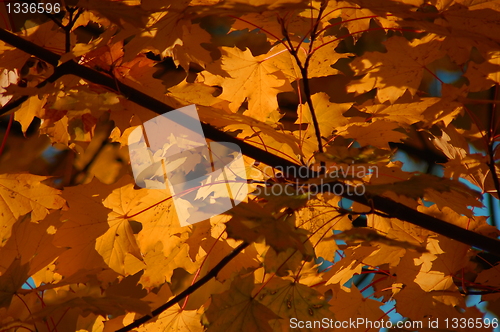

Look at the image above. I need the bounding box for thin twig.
[279,10,324,154]
[115,242,249,332]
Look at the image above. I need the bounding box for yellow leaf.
[331,286,387,326]
[139,238,197,289]
[295,92,353,139]
[0,173,66,246]
[95,217,144,275]
[198,105,303,158]
[366,174,482,217]
[55,177,128,278]
[358,98,439,126]
[256,275,334,332]
[340,120,407,148]
[216,47,291,122]
[348,34,445,103]
[225,201,309,253]
[203,275,280,332]
[137,303,204,332]
[464,51,500,91]
[0,212,65,280]
[305,36,352,78]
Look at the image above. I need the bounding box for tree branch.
[1,27,500,257]
[115,242,249,332]
[280,17,324,154]
[323,181,500,256]
[0,27,303,177]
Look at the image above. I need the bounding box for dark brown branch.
[322,181,500,256]
[1,27,500,258]
[0,61,72,116]
[0,28,304,177]
[115,242,250,332]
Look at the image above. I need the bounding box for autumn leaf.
[137,303,204,332]
[139,236,198,289]
[54,177,126,278]
[464,51,500,92]
[256,273,334,332]
[203,275,280,332]
[0,173,66,247]
[197,105,303,158]
[366,173,483,217]
[295,92,353,141]
[340,120,408,148]
[225,201,310,254]
[186,221,261,282]
[0,258,30,308]
[0,212,66,279]
[348,34,446,103]
[330,286,387,329]
[209,47,292,123]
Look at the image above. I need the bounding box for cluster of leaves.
[1,0,500,331]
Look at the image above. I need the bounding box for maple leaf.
[79,0,148,29]
[197,105,303,158]
[296,92,353,142]
[168,23,213,71]
[203,274,280,332]
[306,37,353,78]
[0,173,66,247]
[139,237,198,289]
[210,47,292,123]
[230,13,292,43]
[31,294,151,321]
[166,80,226,108]
[429,2,500,45]
[186,221,261,282]
[54,177,127,279]
[256,274,334,332]
[339,120,408,148]
[225,201,310,254]
[476,263,500,289]
[95,181,148,274]
[368,214,433,253]
[330,286,387,327]
[348,34,446,103]
[356,97,439,126]
[0,211,65,281]
[122,0,194,62]
[0,259,30,308]
[366,173,483,217]
[0,21,69,71]
[464,51,500,92]
[13,95,49,134]
[323,245,376,286]
[295,194,352,259]
[137,303,204,332]
[393,251,484,324]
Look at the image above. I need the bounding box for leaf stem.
[180,232,224,310]
[0,114,13,157]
